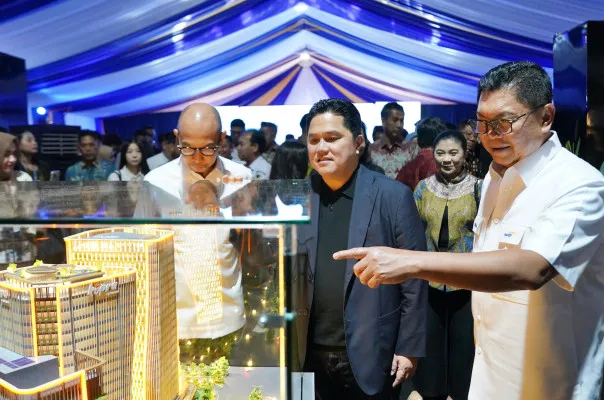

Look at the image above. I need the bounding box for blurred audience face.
[382,109,404,141]
[262,125,277,146]
[19,132,38,155]
[434,138,465,180]
[308,113,363,187]
[460,124,478,153]
[237,132,257,164]
[125,142,143,168]
[161,135,180,160]
[219,138,232,159]
[2,141,18,178]
[78,134,100,163]
[230,125,244,144]
[175,103,225,177]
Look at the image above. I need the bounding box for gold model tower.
[64,227,178,400]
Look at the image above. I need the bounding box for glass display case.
[0,178,311,400]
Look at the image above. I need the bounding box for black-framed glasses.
[469,104,547,135]
[177,145,219,156]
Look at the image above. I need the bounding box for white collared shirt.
[107,166,144,182]
[248,156,271,180]
[143,156,252,339]
[147,152,169,170]
[469,132,604,400]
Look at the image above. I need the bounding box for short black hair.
[300,114,309,133]
[159,132,177,145]
[380,102,405,121]
[307,98,362,138]
[245,129,266,154]
[231,119,245,129]
[458,119,473,129]
[477,61,552,108]
[134,128,151,138]
[224,135,233,144]
[78,130,101,142]
[433,130,468,153]
[416,117,448,149]
[101,133,122,147]
[261,122,277,132]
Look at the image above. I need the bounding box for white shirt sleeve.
[107,171,120,181]
[521,184,604,290]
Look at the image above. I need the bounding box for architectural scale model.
[64,227,179,400]
[0,263,136,399]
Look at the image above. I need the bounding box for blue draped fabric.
[0,0,601,120]
[0,0,61,23]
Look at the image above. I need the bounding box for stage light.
[294,3,308,13]
[299,51,311,61]
[36,107,47,116]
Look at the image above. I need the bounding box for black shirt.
[310,168,358,348]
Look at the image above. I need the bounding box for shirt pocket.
[497,222,529,250]
[491,223,530,305]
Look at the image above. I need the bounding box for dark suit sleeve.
[393,186,428,357]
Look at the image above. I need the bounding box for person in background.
[230,119,245,163]
[458,120,482,178]
[134,126,157,159]
[237,129,271,179]
[295,98,427,399]
[219,135,233,160]
[299,114,309,146]
[99,132,122,167]
[147,132,179,170]
[397,117,448,190]
[285,134,296,142]
[15,131,49,181]
[65,130,115,182]
[360,122,385,174]
[411,130,480,400]
[372,125,384,143]
[261,121,279,164]
[0,132,31,182]
[370,102,419,179]
[335,61,604,400]
[269,141,308,180]
[108,140,149,182]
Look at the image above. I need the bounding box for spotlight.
[36,107,47,116]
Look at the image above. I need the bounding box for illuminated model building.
[0,263,136,399]
[64,227,179,400]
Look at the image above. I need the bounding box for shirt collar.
[320,167,358,199]
[178,155,226,184]
[489,131,562,187]
[80,159,100,169]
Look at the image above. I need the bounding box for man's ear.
[220,130,226,144]
[355,134,365,153]
[173,129,179,139]
[541,103,556,134]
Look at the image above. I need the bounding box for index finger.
[333,247,369,260]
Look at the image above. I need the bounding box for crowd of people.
[0,60,603,400]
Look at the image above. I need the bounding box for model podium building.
[64,227,178,400]
[0,263,136,399]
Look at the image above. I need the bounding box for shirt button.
[477,347,482,355]
[329,205,334,211]
[476,315,481,324]
[493,218,500,225]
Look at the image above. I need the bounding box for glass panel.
[0,180,308,399]
[0,179,310,225]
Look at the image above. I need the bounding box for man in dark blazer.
[293,99,427,399]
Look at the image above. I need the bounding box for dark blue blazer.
[292,165,428,395]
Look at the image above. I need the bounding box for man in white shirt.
[237,129,271,180]
[147,132,180,170]
[335,61,604,400]
[143,103,252,344]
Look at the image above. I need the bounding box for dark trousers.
[413,287,474,400]
[304,346,400,400]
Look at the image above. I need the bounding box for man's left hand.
[391,355,417,387]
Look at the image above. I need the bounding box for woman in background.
[108,140,149,182]
[1,132,32,182]
[411,130,481,400]
[269,140,308,180]
[15,131,49,181]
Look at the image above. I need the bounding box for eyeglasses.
[177,145,219,156]
[469,104,546,136]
